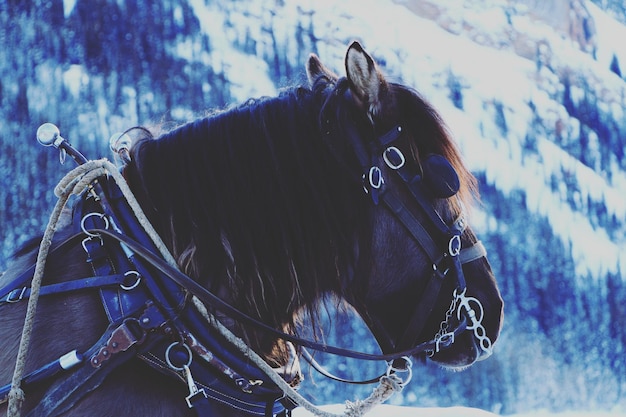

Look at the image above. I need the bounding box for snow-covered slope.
[211,0,626,279]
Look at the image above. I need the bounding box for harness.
[355,125,491,355]
[0,115,492,417]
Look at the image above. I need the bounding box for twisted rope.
[6,162,106,416]
[7,158,403,417]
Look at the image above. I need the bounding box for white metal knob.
[37,123,61,147]
[109,132,132,153]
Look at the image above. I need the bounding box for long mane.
[122,77,477,356]
[124,86,367,353]
[390,82,479,213]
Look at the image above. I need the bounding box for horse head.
[306,41,503,369]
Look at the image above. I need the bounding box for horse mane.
[124,86,367,356]
[122,77,477,359]
[389,82,479,213]
[312,74,478,216]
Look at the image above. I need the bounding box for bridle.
[321,79,493,359]
[355,125,492,357]
[0,101,493,416]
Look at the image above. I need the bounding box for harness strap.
[300,349,383,385]
[459,240,487,264]
[396,269,447,351]
[379,191,441,263]
[0,231,101,303]
[89,227,464,361]
[395,242,485,351]
[24,302,168,417]
[0,274,127,305]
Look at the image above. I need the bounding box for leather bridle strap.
[89,228,466,362]
[352,120,483,353]
[379,190,441,263]
[0,274,127,305]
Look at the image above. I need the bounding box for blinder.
[421,154,461,199]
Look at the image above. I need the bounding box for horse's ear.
[306,53,338,87]
[345,41,388,117]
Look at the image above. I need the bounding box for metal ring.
[448,234,461,257]
[368,166,384,189]
[383,146,406,170]
[386,356,413,386]
[80,212,109,237]
[120,271,142,291]
[165,342,193,371]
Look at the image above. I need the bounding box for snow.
[63,0,76,18]
[293,404,497,417]
[293,404,626,417]
[187,0,277,102]
[588,2,626,77]
[63,65,89,98]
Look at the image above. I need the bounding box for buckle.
[383,146,405,170]
[448,234,461,257]
[368,166,384,189]
[6,287,28,303]
[184,365,208,408]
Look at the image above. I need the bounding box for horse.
[0,42,503,417]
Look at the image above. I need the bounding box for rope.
[7,158,403,417]
[6,163,101,416]
[192,298,404,417]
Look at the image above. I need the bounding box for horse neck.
[125,110,366,358]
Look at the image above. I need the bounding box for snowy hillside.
[1,0,625,415]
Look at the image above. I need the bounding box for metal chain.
[454,288,493,356]
[428,287,493,358]
[428,293,459,357]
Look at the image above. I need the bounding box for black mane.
[125,85,368,351]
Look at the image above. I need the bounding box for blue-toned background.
[1,0,625,414]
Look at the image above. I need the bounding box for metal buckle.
[6,287,27,303]
[383,146,405,170]
[91,318,145,368]
[448,234,461,257]
[368,166,384,189]
[120,270,142,291]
